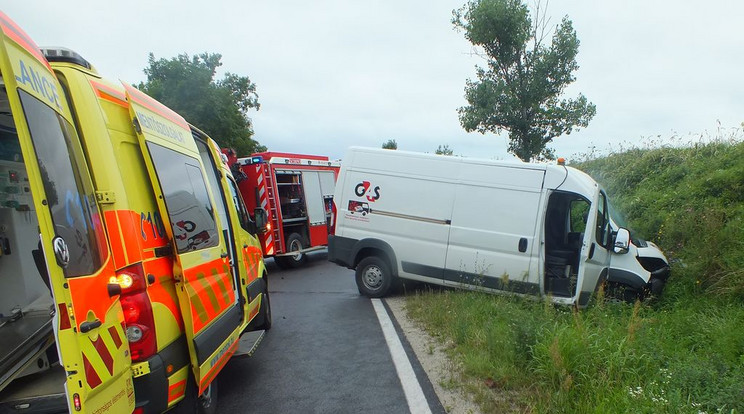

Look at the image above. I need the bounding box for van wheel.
[257,278,272,331]
[198,379,218,414]
[356,256,392,298]
[173,376,218,414]
[276,233,307,268]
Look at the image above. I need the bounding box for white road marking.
[371,298,432,414]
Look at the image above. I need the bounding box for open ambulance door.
[121,83,242,395]
[0,12,134,413]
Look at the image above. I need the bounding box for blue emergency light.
[242,156,264,165]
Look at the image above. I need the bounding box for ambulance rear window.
[19,89,106,277]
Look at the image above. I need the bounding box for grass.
[405,131,744,413]
[407,290,744,413]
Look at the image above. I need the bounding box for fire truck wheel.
[174,376,218,414]
[282,232,308,268]
[355,256,392,298]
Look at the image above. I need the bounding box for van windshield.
[606,195,627,230]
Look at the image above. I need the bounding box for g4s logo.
[354,181,381,202]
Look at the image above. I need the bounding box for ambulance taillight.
[116,263,157,362]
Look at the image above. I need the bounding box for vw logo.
[52,236,70,268]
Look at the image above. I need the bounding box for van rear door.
[0,12,134,413]
[122,83,241,394]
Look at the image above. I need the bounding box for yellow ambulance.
[0,10,269,414]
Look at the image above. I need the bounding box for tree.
[453,0,596,161]
[382,139,398,150]
[138,52,265,155]
[435,144,454,156]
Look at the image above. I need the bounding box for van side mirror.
[613,228,631,254]
[254,208,268,232]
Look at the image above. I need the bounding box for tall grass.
[576,128,744,301]
[407,290,744,413]
[406,129,744,413]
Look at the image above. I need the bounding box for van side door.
[0,12,134,413]
[122,83,240,395]
[445,165,545,294]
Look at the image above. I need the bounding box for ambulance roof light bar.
[40,47,93,70]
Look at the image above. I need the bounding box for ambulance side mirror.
[254,208,268,233]
[613,228,630,254]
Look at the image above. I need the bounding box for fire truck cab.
[226,151,340,268]
[0,11,269,414]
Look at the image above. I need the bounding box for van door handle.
[518,238,528,253]
[220,251,229,259]
[80,319,102,333]
[588,243,596,259]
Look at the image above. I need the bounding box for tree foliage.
[138,52,265,155]
[382,139,398,150]
[453,0,596,161]
[435,144,454,156]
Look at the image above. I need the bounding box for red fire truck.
[225,151,341,268]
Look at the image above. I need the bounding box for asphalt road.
[216,252,445,414]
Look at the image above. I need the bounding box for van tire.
[257,278,272,331]
[276,233,307,268]
[356,256,393,298]
[173,376,218,414]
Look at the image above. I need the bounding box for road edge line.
[371,298,432,414]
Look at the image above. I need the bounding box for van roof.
[344,146,598,199]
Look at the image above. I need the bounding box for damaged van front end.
[608,229,671,300]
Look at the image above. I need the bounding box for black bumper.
[328,235,356,268]
[133,355,168,414]
[650,265,671,282]
[133,336,189,414]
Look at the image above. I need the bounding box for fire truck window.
[147,143,219,253]
[19,89,106,277]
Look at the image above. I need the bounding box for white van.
[328,147,670,307]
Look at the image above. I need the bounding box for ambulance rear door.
[0,12,133,413]
[122,83,241,395]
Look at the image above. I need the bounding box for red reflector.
[73,393,81,411]
[58,303,71,330]
[330,200,337,234]
[133,408,144,414]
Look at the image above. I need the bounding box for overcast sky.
[4,1,743,161]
